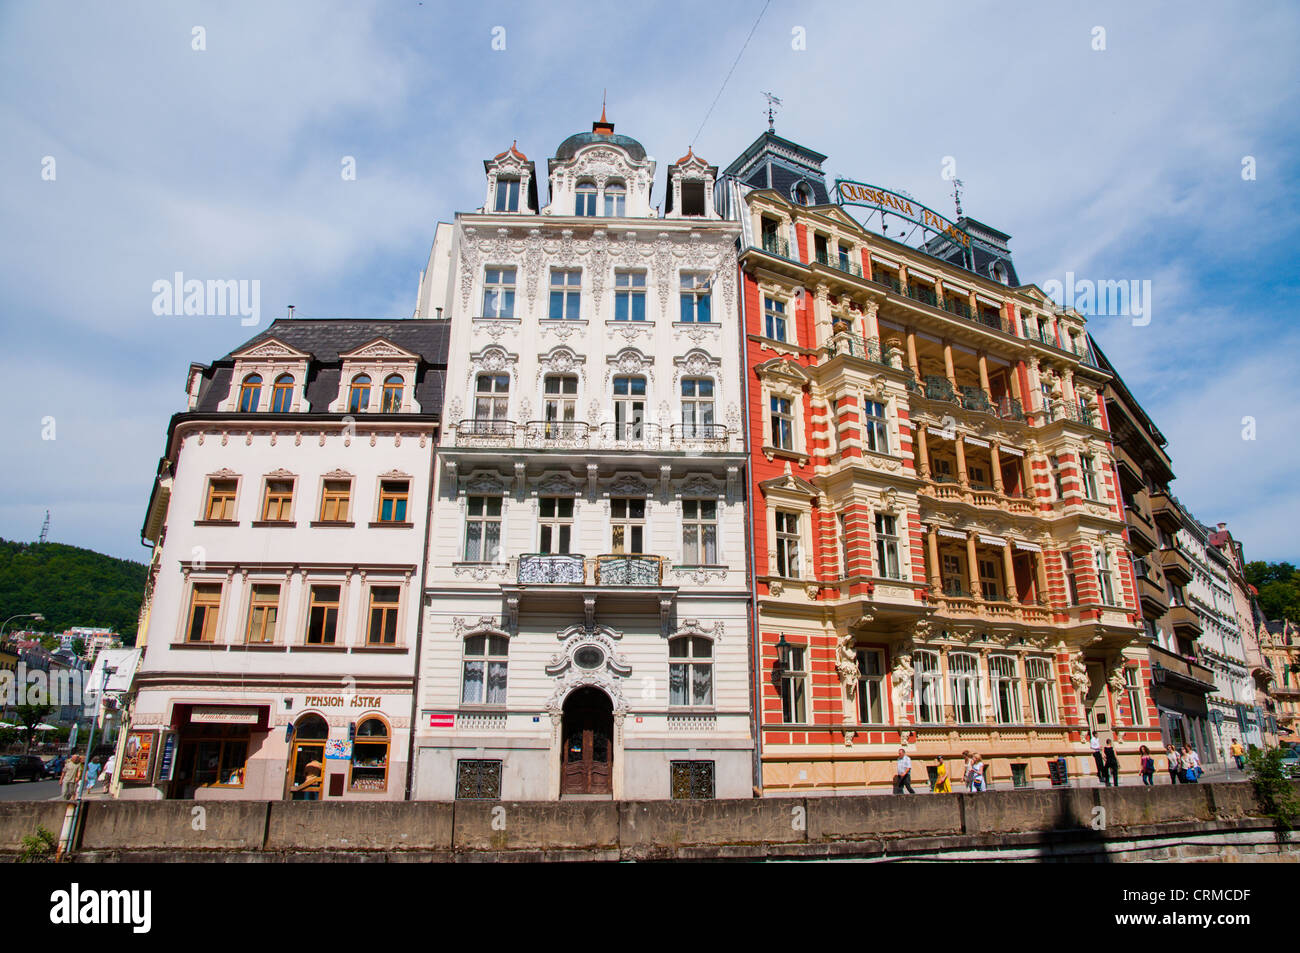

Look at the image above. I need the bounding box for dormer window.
[381,374,404,413]
[238,374,262,413]
[681,181,706,216]
[603,182,626,217]
[575,182,597,217]
[348,374,371,413]
[792,181,814,206]
[271,374,294,413]
[494,177,520,213]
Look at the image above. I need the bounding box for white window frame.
[949,652,981,724]
[915,650,943,724]
[1027,656,1057,724]
[613,269,647,322]
[874,512,901,580]
[482,266,516,318]
[538,496,575,554]
[461,631,509,706]
[773,510,802,579]
[669,635,714,708]
[856,648,885,724]
[548,268,582,320]
[681,498,719,565]
[989,654,1022,724]
[781,643,808,724]
[464,495,503,563]
[862,398,890,454]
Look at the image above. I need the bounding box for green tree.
[15,703,52,753]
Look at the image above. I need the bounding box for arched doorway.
[286,713,328,800]
[561,687,613,796]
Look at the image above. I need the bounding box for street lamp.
[62,663,117,860]
[1,612,45,642]
[774,633,792,675]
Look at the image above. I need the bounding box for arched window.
[271,374,293,413]
[792,181,814,206]
[575,181,597,217]
[669,635,713,707]
[603,182,626,217]
[348,374,371,413]
[287,713,328,801]
[348,716,390,793]
[238,374,262,412]
[462,633,509,705]
[381,374,403,413]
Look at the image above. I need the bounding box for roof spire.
[593,92,614,135]
[601,88,607,124]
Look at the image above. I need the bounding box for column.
[906,328,920,378]
[1001,541,1019,603]
[979,648,996,725]
[977,352,991,394]
[1009,360,1024,403]
[990,442,1004,495]
[916,424,930,480]
[943,340,957,390]
[934,276,945,309]
[966,531,980,599]
[1062,368,1077,407]
[926,525,941,590]
[1035,552,1050,605]
[1028,357,1043,409]
[814,283,832,349]
[864,301,880,340]
[954,434,969,488]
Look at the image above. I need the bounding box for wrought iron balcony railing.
[824,332,886,366]
[868,273,902,295]
[942,296,972,320]
[923,375,957,403]
[670,423,728,445]
[814,250,863,277]
[517,553,586,584]
[760,233,791,259]
[457,418,517,444]
[598,421,662,448]
[523,420,590,446]
[909,284,939,308]
[994,395,1025,422]
[595,554,663,586]
[960,385,995,416]
[941,579,972,598]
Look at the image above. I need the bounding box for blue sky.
[2,0,1298,564]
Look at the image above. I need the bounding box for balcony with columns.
[922,524,1054,627]
[916,425,1036,517]
[901,333,1029,429]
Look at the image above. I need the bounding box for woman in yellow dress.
[932,757,952,793]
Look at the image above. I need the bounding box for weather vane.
[761,91,782,132]
[952,178,965,218]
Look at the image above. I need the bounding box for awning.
[964,436,990,449]
[937,528,966,541]
[998,445,1024,457]
[979,535,1005,547]
[930,427,955,441]
[1014,541,1043,553]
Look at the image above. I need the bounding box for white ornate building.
[410,114,754,800]
[125,320,447,800]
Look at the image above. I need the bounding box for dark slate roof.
[554,131,647,162]
[723,131,832,207]
[197,318,449,416]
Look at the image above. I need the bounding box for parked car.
[43,756,66,779]
[0,755,45,782]
[0,760,12,784]
[1279,746,1300,780]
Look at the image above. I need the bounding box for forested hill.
[0,538,146,643]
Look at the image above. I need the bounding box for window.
[680,180,706,217]
[462,633,508,705]
[990,655,1021,724]
[774,510,801,578]
[1064,552,1080,604]
[764,296,787,342]
[950,653,981,723]
[862,400,889,454]
[186,584,222,643]
[1050,455,1064,500]
[575,182,597,216]
[603,182,626,217]
[549,269,582,320]
[245,584,280,643]
[781,644,807,723]
[614,270,646,321]
[679,273,711,323]
[378,480,409,523]
[682,499,718,564]
[1080,454,1099,500]
[456,759,502,799]
[814,234,828,263]
[838,244,851,270]
[482,267,516,318]
[792,181,813,206]
[538,497,574,553]
[261,479,294,522]
[493,176,520,212]
[770,395,794,450]
[942,553,964,595]
[542,375,578,430]
[271,374,293,413]
[460,494,504,564]
[670,760,715,798]
[1027,657,1057,724]
[915,651,942,724]
[204,479,237,521]
[979,558,1000,601]
[669,636,713,706]
[612,376,646,439]
[306,585,340,645]
[381,374,403,413]
[1096,548,1116,604]
[680,378,714,436]
[319,480,350,522]
[348,718,389,792]
[181,726,249,788]
[875,513,901,580]
[1124,666,1145,725]
[610,498,646,553]
[237,374,262,412]
[366,586,400,645]
[856,649,885,723]
[475,373,510,421]
[347,374,371,413]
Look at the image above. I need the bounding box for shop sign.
[837,179,972,250]
[302,695,384,709]
[325,739,353,760]
[119,730,156,782]
[157,732,177,782]
[191,706,260,724]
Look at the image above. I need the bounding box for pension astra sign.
[836,179,972,252]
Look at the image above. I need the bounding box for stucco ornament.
[1070,655,1091,698]
[891,652,915,709]
[835,631,859,698]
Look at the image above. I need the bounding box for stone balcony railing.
[928,593,1053,626]
[516,553,665,587]
[919,480,1035,515]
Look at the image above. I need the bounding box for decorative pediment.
[672,348,720,386]
[469,345,517,375]
[450,616,511,641]
[534,472,582,497]
[756,357,812,387]
[265,468,296,480]
[463,472,509,496]
[208,468,239,480]
[338,338,420,361]
[760,464,818,500]
[322,468,353,480]
[670,618,725,643]
[606,473,652,498]
[679,475,723,498]
[378,469,412,480]
[536,346,586,385]
[230,337,312,361]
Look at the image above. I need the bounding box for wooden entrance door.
[1086,663,1113,742]
[561,688,613,796]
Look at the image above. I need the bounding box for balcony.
[1168,603,1203,640]
[594,554,664,586]
[1155,546,1193,586]
[522,420,590,448]
[598,421,663,451]
[1150,490,1181,533]
[822,332,890,369]
[760,233,792,260]
[1149,643,1216,693]
[1136,572,1169,618]
[914,376,1024,425]
[517,553,586,585]
[1125,507,1159,556]
[813,250,863,278]
[669,423,728,449]
[456,418,517,446]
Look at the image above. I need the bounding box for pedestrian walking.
[932,757,952,794]
[83,757,101,791]
[893,747,915,794]
[1103,739,1120,786]
[1139,745,1155,786]
[969,754,986,793]
[1088,731,1106,784]
[59,755,82,800]
[100,753,116,788]
[1229,738,1244,771]
[961,750,975,792]
[1184,746,1201,783]
[1166,746,1182,784]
